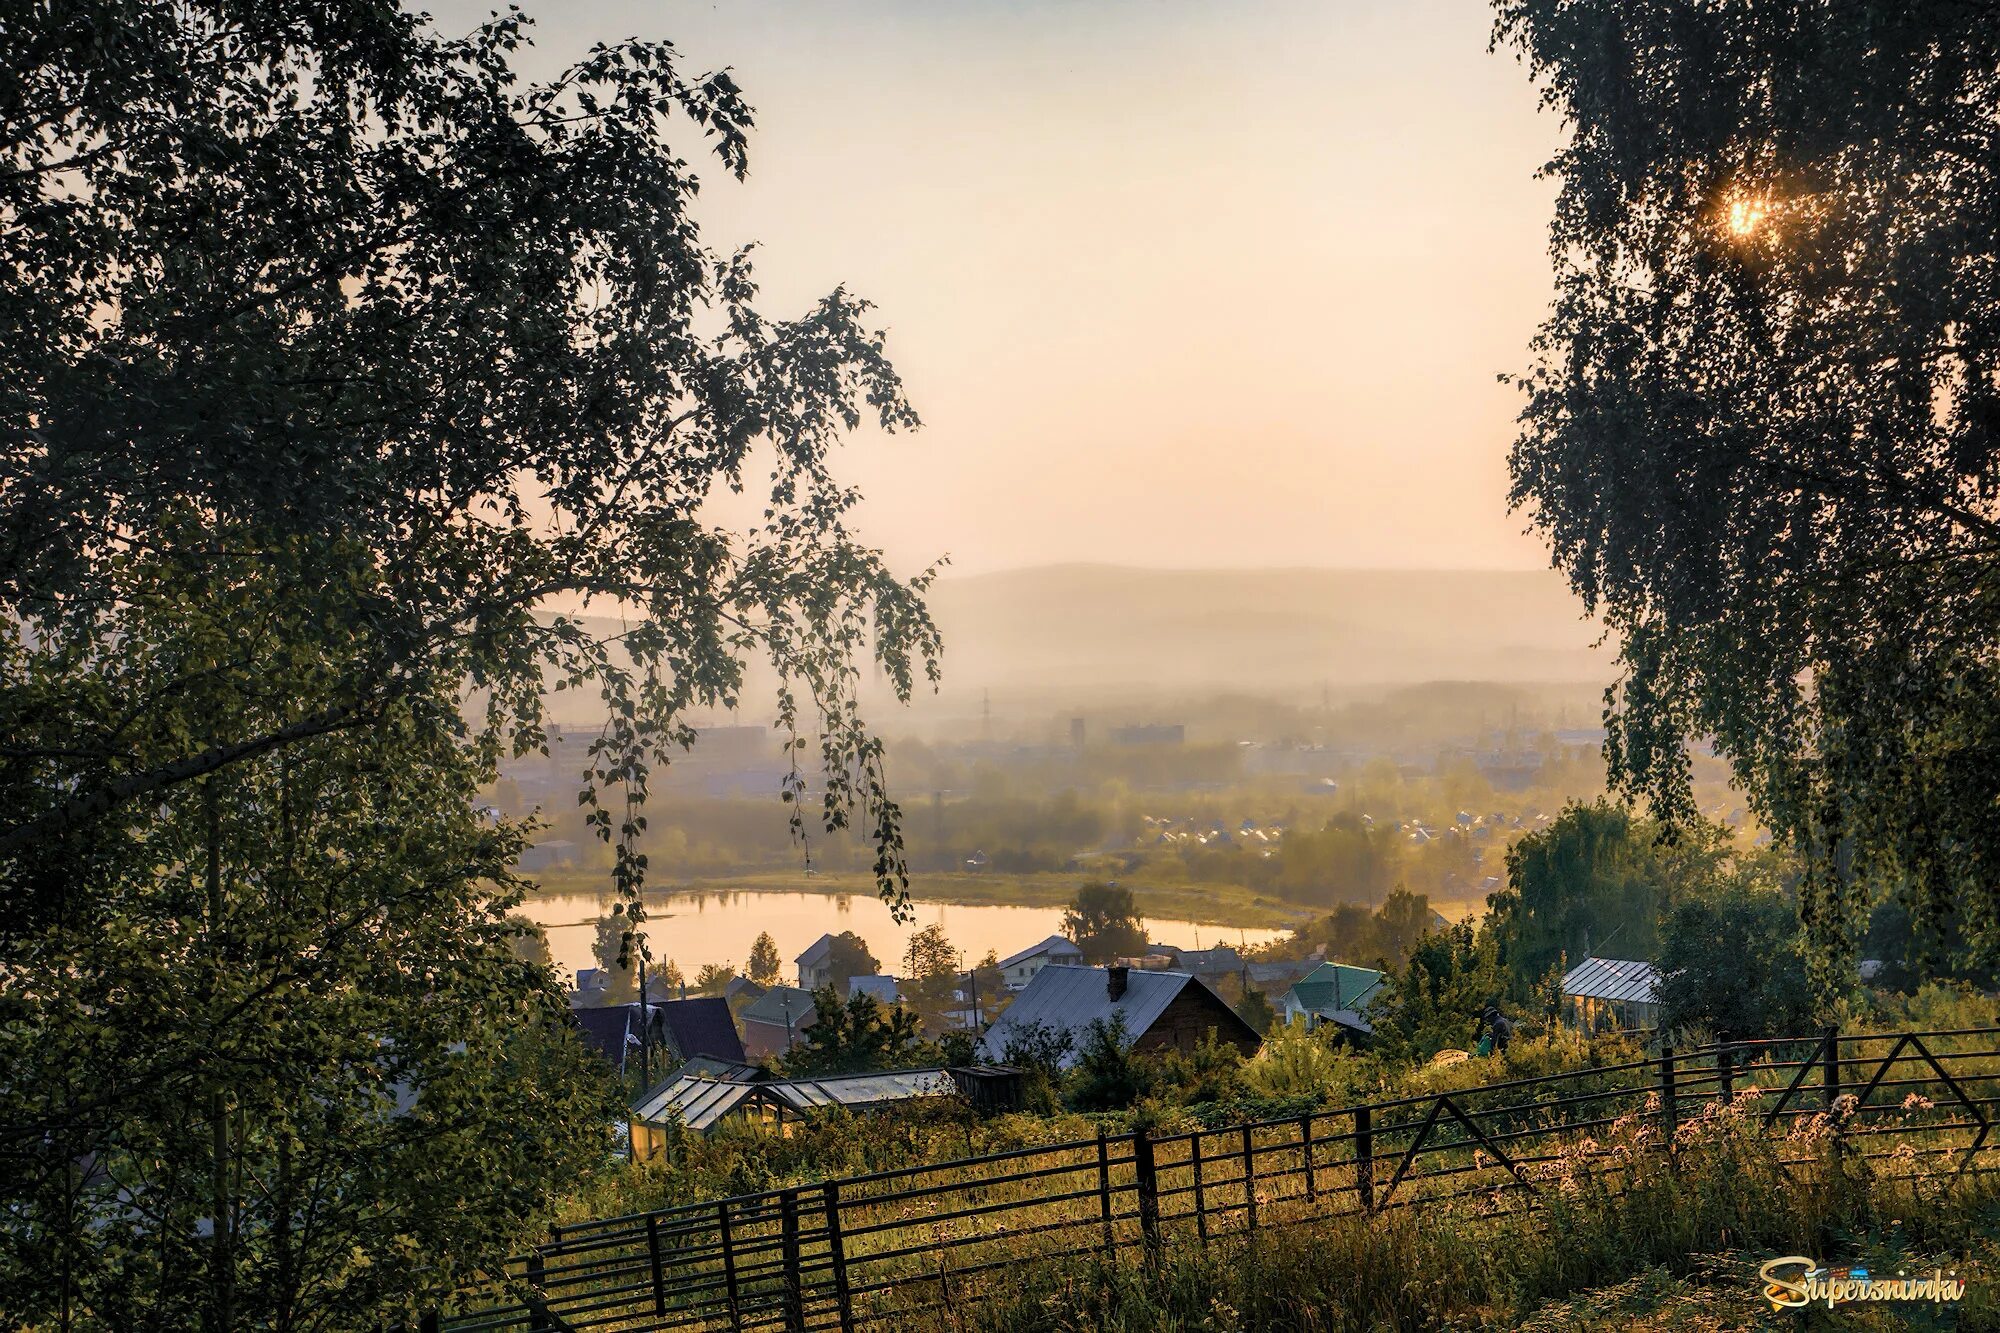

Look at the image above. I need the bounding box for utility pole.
[637,951,650,1092]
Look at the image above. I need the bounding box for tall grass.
[897,1091,2000,1332]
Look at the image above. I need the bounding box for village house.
[795,934,839,990]
[1280,962,1386,1039]
[997,935,1085,991]
[1243,959,1314,994]
[1560,957,1662,1032]
[978,964,1261,1068]
[569,996,746,1075]
[740,984,818,1060]
[1168,945,1242,979]
[847,975,901,1005]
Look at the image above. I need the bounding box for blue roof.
[848,975,900,1003]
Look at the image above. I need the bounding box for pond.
[518,887,1289,984]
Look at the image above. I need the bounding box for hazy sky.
[428,0,1567,576]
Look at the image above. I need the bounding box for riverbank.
[526,868,1314,933]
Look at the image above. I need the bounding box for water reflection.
[518,888,1287,982]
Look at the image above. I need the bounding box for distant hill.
[535,565,1614,725]
[916,565,1611,702]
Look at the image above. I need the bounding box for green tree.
[1496,1,2000,974]
[823,930,881,992]
[1,6,939,1326]
[1372,920,1514,1062]
[747,931,784,987]
[1233,987,1277,1037]
[1273,813,1399,907]
[1504,803,1669,990]
[1284,890,1443,973]
[782,987,929,1076]
[901,922,961,1018]
[1063,881,1148,965]
[593,909,642,1005]
[1657,889,1817,1041]
[694,963,738,995]
[1066,1016,1148,1112]
[0,1,937,927]
[0,656,614,1326]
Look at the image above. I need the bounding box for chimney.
[1107,965,1129,1002]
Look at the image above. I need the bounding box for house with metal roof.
[1244,959,1314,994]
[1171,945,1243,979]
[796,934,839,989]
[1560,957,1662,1033]
[847,975,901,1005]
[740,985,818,1060]
[1280,962,1386,1039]
[977,965,1260,1069]
[997,935,1084,991]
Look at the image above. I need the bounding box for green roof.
[741,985,816,1027]
[1286,963,1385,1015]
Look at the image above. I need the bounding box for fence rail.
[423,1025,2000,1332]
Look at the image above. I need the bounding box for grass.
[887,1101,2000,1332]
[526,867,1313,931]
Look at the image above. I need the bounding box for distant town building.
[1109,723,1185,746]
[516,838,579,872]
[979,965,1261,1068]
[997,935,1085,991]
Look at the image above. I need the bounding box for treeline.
[504,775,1605,913]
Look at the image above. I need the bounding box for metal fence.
[426,1025,2000,1332]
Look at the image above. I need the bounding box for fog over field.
[541,563,1612,731]
[922,564,1610,699]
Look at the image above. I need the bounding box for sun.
[1726,196,1769,237]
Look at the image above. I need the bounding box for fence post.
[647,1214,666,1318]
[1355,1104,1374,1211]
[825,1181,854,1333]
[1133,1132,1161,1257]
[420,1314,440,1333]
[1660,1045,1678,1148]
[1300,1115,1316,1203]
[1719,1041,1734,1105]
[780,1189,805,1333]
[1825,1025,1844,1151]
[525,1249,549,1333]
[1191,1130,1209,1243]
[1095,1128,1114,1253]
[1241,1123,1258,1231]
[719,1199,743,1332]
